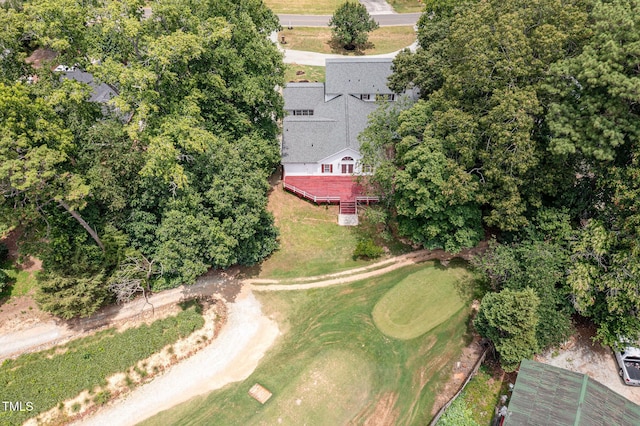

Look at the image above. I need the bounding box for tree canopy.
[328,1,379,50]
[363,0,640,354]
[0,0,283,318]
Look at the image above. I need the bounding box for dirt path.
[249,244,486,291]
[73,287,280,426]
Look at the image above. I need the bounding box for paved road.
[278,12,421,28]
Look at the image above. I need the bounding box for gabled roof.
[505,359,640,426]
[325,58,393,95]
[282,58,398,164]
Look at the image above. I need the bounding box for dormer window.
[289,109,314,116]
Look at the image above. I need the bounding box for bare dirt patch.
[430,335,486,416]
[361,392,399,426]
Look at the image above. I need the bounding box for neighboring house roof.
[61,69,118,103]
[282,58,401,165]
[505,359,640,426]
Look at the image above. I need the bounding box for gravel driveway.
[74,287,280,426]
[537,323,640,404]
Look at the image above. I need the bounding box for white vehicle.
[615,345,640,386]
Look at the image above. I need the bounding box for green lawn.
[284,63,325,83]
[278,26,416,55]
[0,303,204,425]
[254,185,373,279]
[372,264,470,339]
[0,260,39,300]
[141,262,477,425]
[388,0,425,13]
[264,0,343,14]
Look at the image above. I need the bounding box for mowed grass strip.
[277,26,416,55]
[264,0,342,14]
[372,265,469,340]
[0,304,204,425]
[256,185,373,279]
[284,63,325,83]
[141,262,476,426]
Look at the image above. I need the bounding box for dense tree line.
[362,0,640,363]
[0,0,283,318]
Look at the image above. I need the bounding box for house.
[281,58,413,225]
[502,359,640,425]
[59,67,118,104]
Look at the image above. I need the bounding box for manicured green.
[0,303,204,425]
[257,349,374,423]
[141,262,477,425]
[372,265,469,339]
[284,63,325,83]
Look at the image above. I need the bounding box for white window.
[362,164,373,173]
[322,164,332,173]
[360,94,371,101]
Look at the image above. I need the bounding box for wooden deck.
[283,175,373,203]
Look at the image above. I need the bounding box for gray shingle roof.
[325,58,393,95]
[282,58,396,164]
[505,359,640,426]
[62,69,118,103]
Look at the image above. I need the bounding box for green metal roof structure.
[504,359,640,426]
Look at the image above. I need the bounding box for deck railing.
[283,182,340,204]
[355,196,379,204]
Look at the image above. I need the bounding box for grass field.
[141,262,477,425]
[264,0,342,14]
[388,0,425,13]
[0,303,204,425]
[372,265,470,339]
[278,26,416,55]
[284,63,325,83]
[253,185,373,279]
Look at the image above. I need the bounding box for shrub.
[353,238,384,260]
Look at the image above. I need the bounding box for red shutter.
[321,164,325,174]
[330,164,333,173]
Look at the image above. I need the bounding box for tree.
[548,0,640,347]
[473,238,573,349]
[1,0,285,317]
[475,288,540,372]
[35,272,109,319]
[328,1,379,50]
[373,0,592,244]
